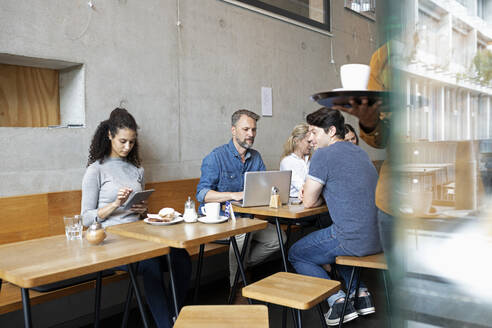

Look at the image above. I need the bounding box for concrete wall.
[0,0,384,197]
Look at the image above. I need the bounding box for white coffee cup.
[408,191,433,215]
[202,202,220,220]
[340,64,371,90]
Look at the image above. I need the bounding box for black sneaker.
[324,300,358,326]
[353,292,376,316]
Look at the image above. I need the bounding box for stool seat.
[335,253,388,270]
[242,272,341,310]
[174,305,269,328]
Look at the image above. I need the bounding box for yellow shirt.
[361,43,392,214]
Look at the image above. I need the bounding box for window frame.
[222,0,331,34]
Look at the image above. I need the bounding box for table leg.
[166,252,180,318]
[229,235,252,305]
[317,303,328,328]
[284,223,293,249]
[275,217,288,271]
[21,288,33,328]
[94,271,102,328]
[339,267,358,328]
[193,244,205,304]
[127,263,150,328]
[228,232,251,304]
[121,280,133,328]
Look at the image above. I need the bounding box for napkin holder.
[269,186,280,208]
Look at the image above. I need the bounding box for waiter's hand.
[332,98,382,132]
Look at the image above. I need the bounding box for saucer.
[198,216,229,224]
[441,209,474,218]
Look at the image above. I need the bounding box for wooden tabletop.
[107,218,268,248]
[242,272,341,310]
[335,253,388,270]
[174,305,269,328]
[231,204,328,219]
[0,233,170,288]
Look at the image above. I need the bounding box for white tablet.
[122,189,154,211]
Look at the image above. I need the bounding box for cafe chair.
[173,304,269,328]
[334,253,391,327]
[242,272,341,328]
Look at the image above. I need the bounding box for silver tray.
[311,90,391,108]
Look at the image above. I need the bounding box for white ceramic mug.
[340,64,371,90]
[408,191,433,215]
[202,202,220,220]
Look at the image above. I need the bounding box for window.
[344,0,376,20]
[0,53,85,128]
[223,0,330,33]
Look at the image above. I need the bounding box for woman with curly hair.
[81,108,191,328]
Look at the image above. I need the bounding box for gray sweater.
[81,157,144,228]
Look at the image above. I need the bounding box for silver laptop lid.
[239,170,292,207]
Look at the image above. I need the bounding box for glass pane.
[258,0,326,24]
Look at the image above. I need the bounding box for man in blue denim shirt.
[196,109,284,303]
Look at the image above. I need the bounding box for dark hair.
[306,107,345,139]
[87,108,141,167]
[231,109,260,126]
[344,123,359,145]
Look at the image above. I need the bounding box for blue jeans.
[288,226,367,307]
[117,248,192,328]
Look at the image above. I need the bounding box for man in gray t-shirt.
[288,107,381,326]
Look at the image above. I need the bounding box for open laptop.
[231,170,292,207]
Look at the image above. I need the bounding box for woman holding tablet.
[81,108,191,328]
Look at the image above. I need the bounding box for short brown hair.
[306,107,345,139]
[231,109,260,126]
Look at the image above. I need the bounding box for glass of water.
[64,215,83,240]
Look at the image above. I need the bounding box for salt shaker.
[183,196,198,223]
[86,218,106,245]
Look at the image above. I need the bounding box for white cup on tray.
[340,64,371,90]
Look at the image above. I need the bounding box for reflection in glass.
[384,1,492,327]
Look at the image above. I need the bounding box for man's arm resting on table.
[204,190,243,203]
[302,178,324,208]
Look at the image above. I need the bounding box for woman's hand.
[113,187,133,207]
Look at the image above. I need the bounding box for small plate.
[441,210,474,218]
[198,216,229,224]
[144,216,184,226]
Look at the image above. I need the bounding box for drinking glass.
[64,215,83,240]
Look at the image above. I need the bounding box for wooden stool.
[242,272,341,328]
[174,305,268,328]
[335,253,390,327]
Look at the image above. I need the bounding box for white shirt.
[279,153,310,198]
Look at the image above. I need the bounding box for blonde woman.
[280,123,312,198]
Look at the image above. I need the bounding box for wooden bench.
[0,178,230,316]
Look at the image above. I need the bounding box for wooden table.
[174,305,269,328]
[107,218,268,308]
[0,233,170,328]
[232,204,328,271]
